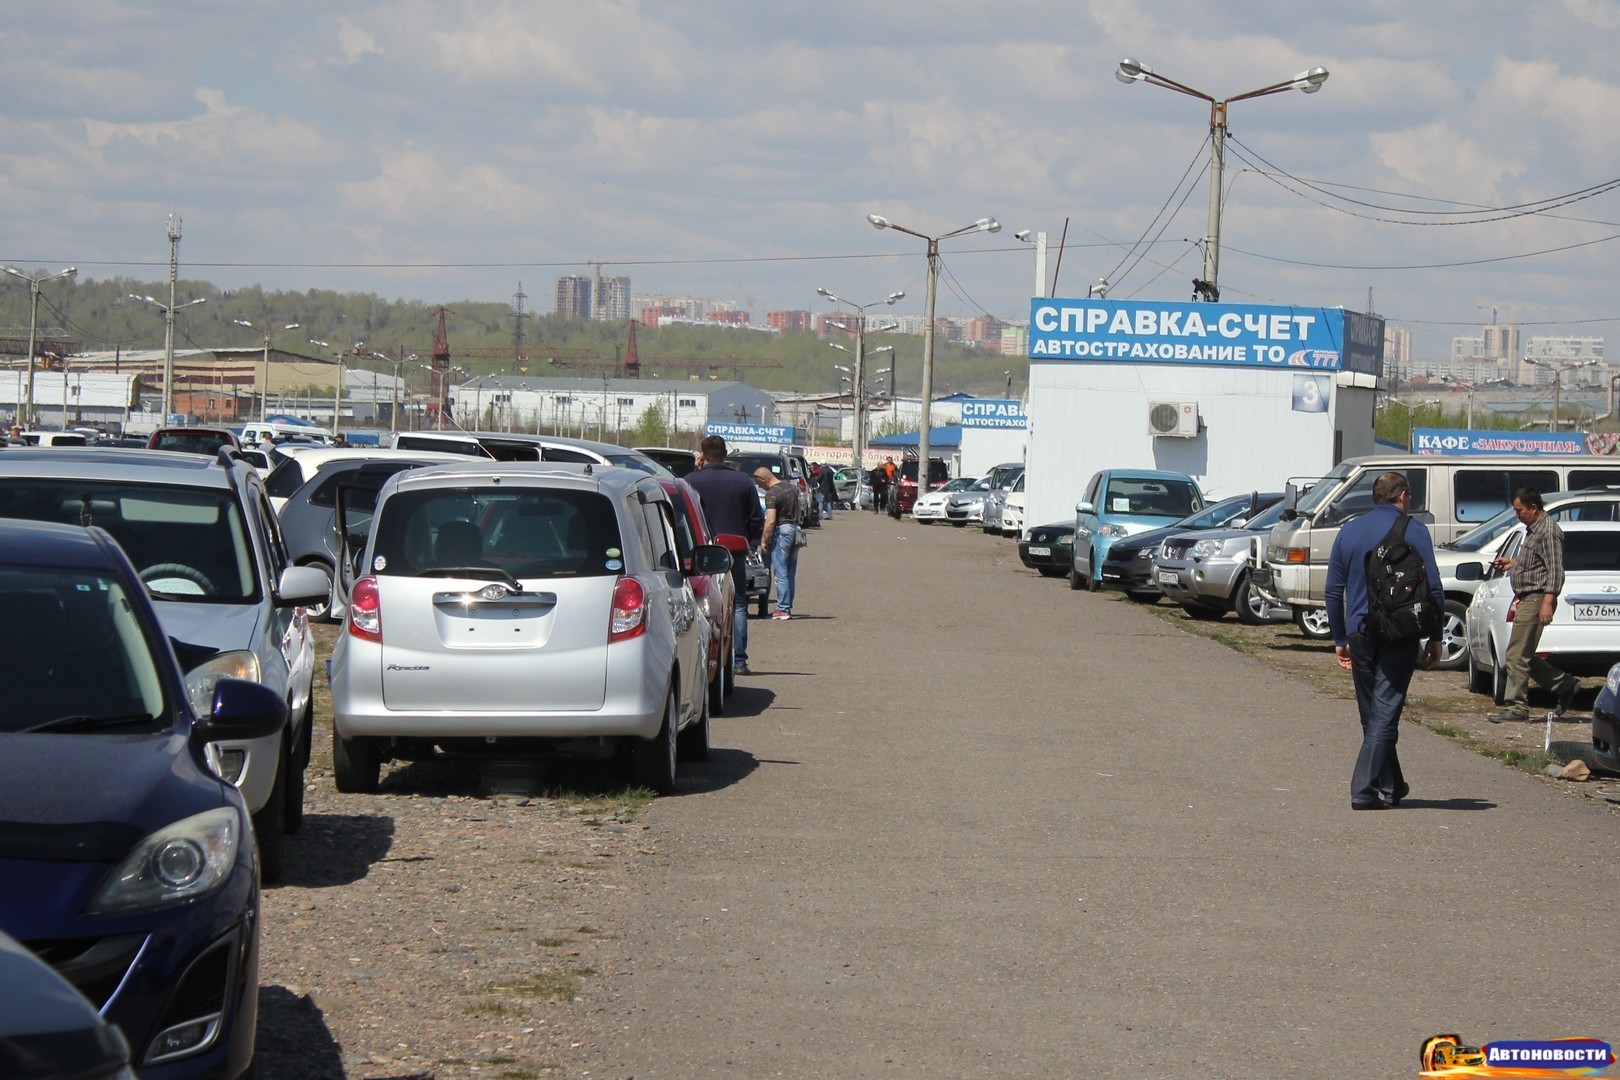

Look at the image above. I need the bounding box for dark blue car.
[0,519,287,1079]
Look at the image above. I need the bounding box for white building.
[1022,298,1384,532]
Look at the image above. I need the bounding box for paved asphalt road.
[579,511,1619,1078]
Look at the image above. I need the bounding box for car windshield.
[370,486,625,579]
[151,431,232,455]
[1445,506,1520,551]
[1292,463,1354,517]
[1103,477,1202,518]
[1243,500,1288,531]
[0,480,258,602]
[0,566,167,733]
[1177,495,1253,530]
[604,452,672,478]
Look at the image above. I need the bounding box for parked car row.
[0,433,748,1078]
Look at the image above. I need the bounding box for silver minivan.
[1257,453,1620,639]
[328,462,730,794]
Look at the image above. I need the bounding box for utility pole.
[163,215,181,421]
[2,265,76,428]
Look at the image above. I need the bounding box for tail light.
[348,576,382,642]
[610,576,647,642]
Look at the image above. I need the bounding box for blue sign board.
[706,422,794,446]
[961,399,1027,429]
[1027,299,1383,376]
[1413,428,1588,456]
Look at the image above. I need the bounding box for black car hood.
[1107,524,1192,557]
[0,732,227,862]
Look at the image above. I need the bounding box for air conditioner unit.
[1147,400,1199,438]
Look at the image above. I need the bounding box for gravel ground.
[254,622,649,1079]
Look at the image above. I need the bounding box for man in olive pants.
[1487,487,1580,723]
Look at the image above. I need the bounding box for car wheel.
[1436,599,1468,671]
[1182,603,1225,621]
[1467,643,1490,695]
[631,686,679,794]
[723,657,736,696]
[678,689,712,763]
[1038,567,1066,578]
[252,754,287,885]
[1069,561,1085,591]
[1294,607,1333,641]
[1492,648,1507,706]
[333,731,382,793]
[708,660,726,717]
[299,560,336,623]
[1234,573,1268,626]
[284,704,310,834]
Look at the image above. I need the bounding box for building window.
[617,397,635,406]
[678,398,698,408]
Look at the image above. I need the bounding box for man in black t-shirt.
[754,467,802,620]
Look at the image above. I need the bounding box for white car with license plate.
[911,476,978,523]
[1463,521,1620,703]
[328,462,730,794]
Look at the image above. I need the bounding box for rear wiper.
[21,713,156,734]
[417,567,524,591]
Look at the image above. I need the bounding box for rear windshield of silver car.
[0,480,259,603]
[369,487,625,578]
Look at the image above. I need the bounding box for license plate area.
[1156,569,1181,586]
[1028,546,1051,557]
[1573,602,1620,622]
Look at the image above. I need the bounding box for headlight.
[1057,535,1073,546]
[184,650,262,716]
[1136,548,1154,560]
[85,807,241,914]
[1099,523,1129,538]
[1191,539,1221,560]
[1607,665,1620,696]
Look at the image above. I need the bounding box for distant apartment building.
[1000,325,1029,358]
[633,295,707,321]
[766,310,813,333]
[964,315,1006,351]
[555,276,593,319]
[707,310,750,327]
[596,276,633,321]
[1384,325,1411,383]
[1523,336,1607,387]
[1448,322,1521,383]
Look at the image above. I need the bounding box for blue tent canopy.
[868,426,963,449]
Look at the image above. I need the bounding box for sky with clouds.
[3,0,1619,360]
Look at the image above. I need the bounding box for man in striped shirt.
[1486,487,1581,723]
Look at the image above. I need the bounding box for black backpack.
[1362,513,1440,644]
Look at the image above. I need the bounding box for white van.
[1256,453,1620,639]
[12,431,89,447]
[240,420,334,447]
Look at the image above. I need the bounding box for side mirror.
[1454,561,1484,582]
[1076,501,1095,515]
[193,676,288,743]
[713,532,750,556]
[689,543,732,576]
[276,564,331,607]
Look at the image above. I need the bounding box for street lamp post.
[1115,58,1328,302]
[1525,357,1598,431]
[3,266,76,427]
[1014,230,1048,298]
[1384,397,1439,451]
[818,287,903,468]
[866,215,1000,491]
[308,339,349,437]
[130,293,207,422]
[235,318,301,422]
[1439,375,1480,429]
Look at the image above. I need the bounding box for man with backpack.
[1325,471,1444,810]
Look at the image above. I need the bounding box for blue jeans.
[1348,633,1417,804]
[770,525,800,613]
[819,492,835,518]
[730,564,749,668]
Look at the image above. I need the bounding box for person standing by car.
[869,464,889,514]
[754,466,801,620]
[1325,471,1444,810]
[1487,487,1581,723]
[685,435,765,676]
[816,462,838,520]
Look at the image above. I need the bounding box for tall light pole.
[1014,230,1048,298]
[1439,375,1480,429]
[1115,58,1328,302]
[817,287,903,468]
[235,318,301,421]
[131,293,207,422]
[309,339,349,436]
[3,266,76,427]
[1384,397,1439,451]
[866,215,999,489]
[1525,357,1598,431]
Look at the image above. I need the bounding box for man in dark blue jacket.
[1324,471,1444,810]
[685,435,766,675]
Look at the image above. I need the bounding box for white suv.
[329,462,731,794]
[0,447,328,881]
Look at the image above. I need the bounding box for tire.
[299,560,336,623]
[723,657,736,696]
[333,730,381,793]
[1038,567,1066,578]
[1492,648,1507,706]
[1294,607,1333,641]
[631,687,679,794]
[1234,573,1268,626]
[1467,644,1490,695]
[678,690,711,763]
[1182,603,1225,621]
[1069,561,1085,591]
[252,753,287,885]
[1435,599,1469,671]
[284,703,311,834]
[708,661,726,717]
